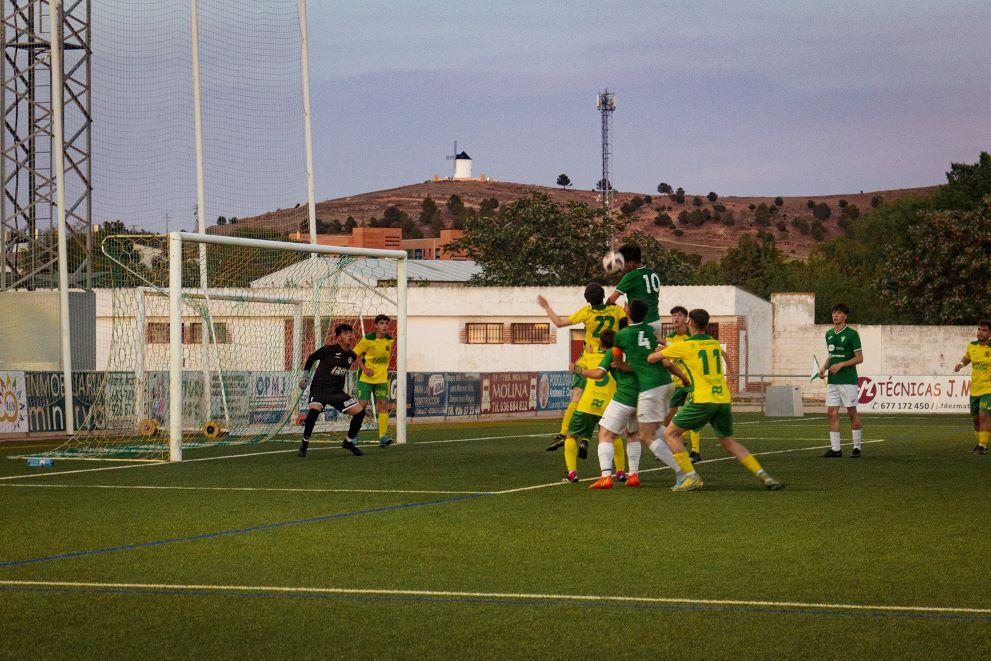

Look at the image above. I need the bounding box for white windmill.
[445,140,472,180]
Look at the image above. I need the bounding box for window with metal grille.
[465,322,504,344]
[510,322,551,344]
[147,322,229,344]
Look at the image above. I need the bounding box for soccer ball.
[602,250,625,274]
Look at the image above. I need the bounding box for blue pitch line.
[1,584,989,623]
[0,493,489,569]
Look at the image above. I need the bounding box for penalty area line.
[0,579,986,619]
[0,483,492,496]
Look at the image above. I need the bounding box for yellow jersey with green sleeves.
[576,370,616,416]
[660,334,730,404]
[665,331,691,387]
[568,303,627,359]
[966,341,991,397]
[353,333,394,384]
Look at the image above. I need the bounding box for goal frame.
[167,231,408,462]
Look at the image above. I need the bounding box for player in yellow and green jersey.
[559,329,623,483]
[664,305,702,462]
[954,320,991,455]
[651,308,782,492]
[353,314,396,448]
[538,283,626,451]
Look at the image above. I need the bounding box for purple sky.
[307,1,990,198]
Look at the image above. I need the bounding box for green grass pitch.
[1,414,989,660]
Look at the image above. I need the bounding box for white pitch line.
[494,440,885,494]
[0,579,985,616]
[0,432,550,482]
[0,483,489,496]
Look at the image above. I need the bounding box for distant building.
[453,151,472,180]
[288,228,467,260]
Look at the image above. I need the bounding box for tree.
[657,182,673,195]
[595,178,612,192]
[930,151,991,211]
[707,191,718,203]
[419,196,443,235]
[838,199,848,208]
[754,203,772,227]
[344,216,357,231]
[813,203,831,221]
[217,215,227,225]
[791,216,811,235]
[445,191,629,285]
[654,211,674,228]
[620,229,699,285]
[880,204,991,323]
[556,174,572,189]
[229,217,238,225]
[773,196,784,207]
[810,220,825,241]
[692,196,703,207]
[694,233,791,300]
[479,197,499,217]
[806,199,816,210]
[870,196,883,208]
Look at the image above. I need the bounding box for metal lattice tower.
[596,89,616,217]
[1,0,91,291]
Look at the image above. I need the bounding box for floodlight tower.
[1,0,92,291]
[596,89,616,217]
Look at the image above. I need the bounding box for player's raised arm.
[536,295,572,328]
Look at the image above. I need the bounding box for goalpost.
[34,231,407,462]
[166,231,408,462]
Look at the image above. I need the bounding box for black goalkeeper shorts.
[309,389,358,413]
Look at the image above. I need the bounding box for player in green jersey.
[816,303,865,458]
[538,283,626,450]
[954,320,991,454]
[612,299,689,487]
[606,244,663,338]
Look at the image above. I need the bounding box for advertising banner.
[536,371,572,412]
[856,375,973,413]
[482,372,537,414]
[0,370,29,433]
[445,372,481,416]
[409,372,448,418]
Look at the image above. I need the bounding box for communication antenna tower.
[596,90,616,217]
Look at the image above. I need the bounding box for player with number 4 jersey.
[652,308,782,492]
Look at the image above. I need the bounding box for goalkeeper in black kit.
[297,323,369,458]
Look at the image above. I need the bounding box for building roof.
[455,151,471,160]
[250,257,482,289]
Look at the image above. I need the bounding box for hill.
[211,180,938,261]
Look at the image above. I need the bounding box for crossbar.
[171,231,407,260]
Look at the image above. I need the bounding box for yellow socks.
[689,430,701,453]
[673,451,696,475]
[740,454,765,476]
[564,437,578,472]
[613,437,626,473]
[377,411,389,438]
[559,401,578,436]
[979,431,990,448]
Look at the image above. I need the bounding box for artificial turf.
[1,414,989,659]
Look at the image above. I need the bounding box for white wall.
[771,293,977,393]
[91,285,769,375]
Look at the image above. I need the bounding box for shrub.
[838,199,848,208]
[813,202,831,221]
[773,196,784,207]
[714,203,726,212]
[811,220,825,240]
[776,220,788,232]
[673,228,684,236]
[692,196,703,207]
[707,191,718,202]
[806,199,816,210]
[871,195,883,208]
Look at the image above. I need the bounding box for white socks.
[649,438,684,477]
[852,429,862,449]
[597,442,614,477]
[829,431,841,451]
[627,441,642,474]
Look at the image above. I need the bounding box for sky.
[304,0,990,199]
[85,1,991,231]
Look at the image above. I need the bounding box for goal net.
[43,232,407,461]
